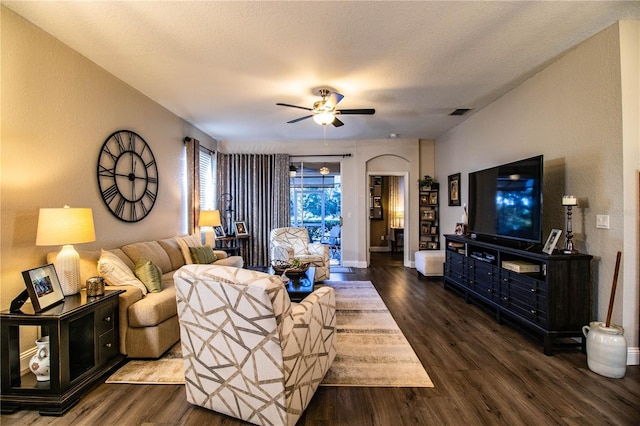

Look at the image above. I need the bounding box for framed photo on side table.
[448,173,461,206]
[213,225,226,238]
[22,264,65,312]
[542,229,562,254]
[234,221,248,236]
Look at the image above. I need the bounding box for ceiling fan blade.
[332,117,345,127]
[287,115,313,124]
[336,108,375,115]
[326,92,344,108]
[276,103,313,111]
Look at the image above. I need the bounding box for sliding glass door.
[290,162,341,265]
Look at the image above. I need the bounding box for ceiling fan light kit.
[313,111,336,125]
[277,89,374,127]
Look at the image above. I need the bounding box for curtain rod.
[290,153,352,158]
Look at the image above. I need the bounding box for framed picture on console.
[234,221,248,236]
[22,264,65,312]
[542,229,562,254]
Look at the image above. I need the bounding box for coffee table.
[269,266,315,302]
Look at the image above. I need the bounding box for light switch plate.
[596,215,610,229]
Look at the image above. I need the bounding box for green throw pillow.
[189,245,218,264]
[134,258,163,293]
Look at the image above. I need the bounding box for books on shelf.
[501,260,540,273]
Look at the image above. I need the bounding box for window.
[199,149,216,210]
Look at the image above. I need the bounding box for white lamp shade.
[199,210,221,227]
[36,206,95,296]
[36,207,96,246]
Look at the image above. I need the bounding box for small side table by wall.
[0,289,124,416]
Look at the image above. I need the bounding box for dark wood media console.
[443,234,593,355]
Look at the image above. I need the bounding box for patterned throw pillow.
[97,249,148,294]
[189,246,218,264]
[134,258,163,293]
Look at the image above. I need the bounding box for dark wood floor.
[3,252,639,425]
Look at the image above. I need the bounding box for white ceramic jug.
[28,336,50,382]
[582,321,627,379]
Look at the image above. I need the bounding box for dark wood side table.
[215,235,250,257]
[0,289,125,416]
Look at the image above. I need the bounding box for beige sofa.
[49,236,243,358]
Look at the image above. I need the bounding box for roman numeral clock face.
[97,130,158,222]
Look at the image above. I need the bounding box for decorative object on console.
[21,264,65,312]
[448,173,461,206]
[542,228,562,255]
[36,206,96,296]
[97,130,158,222]
[198,209,222,246]
[562,195,578,254]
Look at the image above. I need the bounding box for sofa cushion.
[175,234,202,264]
[121,241,172,274]
[157,238,185,271]
[127,275,177,328]
[98,249,147,294]
[134,258,163,293]
[189,246,218,264]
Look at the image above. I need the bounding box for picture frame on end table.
[234,221,248,236]
[22,264,65,312]
[542,229,563,254]
[448,173,461,206]
[213,225,226,238]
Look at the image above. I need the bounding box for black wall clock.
[97,130,158,222]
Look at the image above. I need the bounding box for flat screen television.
[468,155,543,244]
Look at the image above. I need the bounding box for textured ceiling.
[4,1,639,143]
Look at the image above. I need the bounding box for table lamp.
[561,195,578,254]
[199,209,221,247]
[36,206,96,295]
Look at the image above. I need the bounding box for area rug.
[106,281,433,387]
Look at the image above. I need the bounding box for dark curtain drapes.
[216,153,290,267]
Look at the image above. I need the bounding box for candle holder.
[562,195,578,254]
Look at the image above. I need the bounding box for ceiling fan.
[276,89,375,127]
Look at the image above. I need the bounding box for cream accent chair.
[270,227,330,281]
[174,265,336,426]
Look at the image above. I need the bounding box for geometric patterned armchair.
[174,264,336,426]
[270,227,330,281]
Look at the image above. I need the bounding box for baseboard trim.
[627,346,639,365]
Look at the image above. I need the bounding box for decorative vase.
[29,336,51,382]
[582,321,627,378]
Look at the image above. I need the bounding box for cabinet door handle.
[530,309,537,314]
[502,296,508,301]
[104,316,112,322]
[105,343,112,348]
[530,288,536,293]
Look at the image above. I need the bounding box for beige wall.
[435,22,639,360]
[0,7,216,310]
